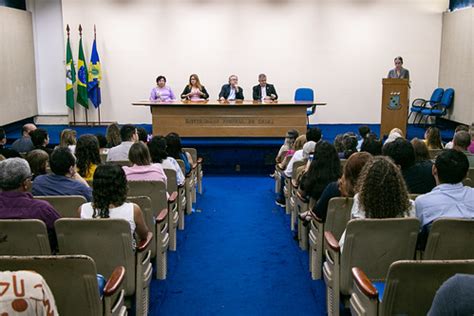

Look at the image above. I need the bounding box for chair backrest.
[34,195,86,218]
[0,219,51,255]
[291,160,306,181]
[325,197,354,240]
[294,88,314,102]
[127,196,154,234]
[182,147,197,163]
[110,160,132,167]
[424,218,474,260]
[439,88,454,108]
[340,218,419,294]
[429,88,445,106]
[0,255,103,316]
[177,159,186,175]
[428,149,443,159]
[127,180,167,217]
[55,218,136,294]
[164,168,178,195]
[463,168,474,187]
[380,260,474,316]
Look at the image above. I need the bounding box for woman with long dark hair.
[75,134,101,181]
[165,132,194,174]
[148,136,185,186]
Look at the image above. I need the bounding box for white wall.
[439,8,473,125]
[34,0,447,124]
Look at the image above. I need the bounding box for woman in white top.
[79,164,149,247]
[148,135,185,186]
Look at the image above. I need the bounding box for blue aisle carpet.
[149,175,326,315]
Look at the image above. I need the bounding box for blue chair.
[294,88,314,125]
[408,88,444,125]
[420,88,454,126]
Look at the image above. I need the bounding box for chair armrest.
[178,184,185,190]
[313,212,323,223]
[296,191,309,203]
[352,267,378,299]
[103,266,126,297]
[324,231,340,252]
[168,191,178,204]
[185,170,193,177]
[191,163,197,170]
[197,157,203,164]
[291,179,299,189]
[156,208,168,223]
[137,232,153,252]
[411,98,427,107]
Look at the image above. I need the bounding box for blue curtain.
[449,0,474,11]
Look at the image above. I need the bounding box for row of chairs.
[408,87,455,126]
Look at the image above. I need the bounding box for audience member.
[76,134,101,181]
[165,132,194,174]
[468,123,474,153]
[107,124,138,161]
[360,133,382,156]
[11,123,36,153]
[148,136,185,186]
[280,135,306,175]
[59,128,77,154]
[284,128,322,178]
[0,158,60,247]
[32,147,92,201]
[95,133,108,153]
[136,126,149,143]
[453,130,474,167]
[79,164,150,248]
[428,274,474,316]
[341,132,358,159]
[275,129,299,164]
[25,149,49,180]
[411,137,431,162]
[0,128,21,158]
[384,128,403,144]
[444,125,469,149]
[357,125,371,150]
[383,138,436,194]
[333,134,344,156]
[30,128,53,155]
[415,149,474,228]
[105,123,121,149]
[123,142,167,183]
[425,126,443,150]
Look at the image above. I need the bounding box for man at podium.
[387,56,410,80]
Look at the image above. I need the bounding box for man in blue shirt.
[32,147,92,201]
[415,149,474,228]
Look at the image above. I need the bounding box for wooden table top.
[132,100,327,107]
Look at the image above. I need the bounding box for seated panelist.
[218,75,244,101]
[181,74,209,101]
[149,75,176,102]
[252,73,278,101]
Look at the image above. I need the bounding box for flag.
[65,37,76,109]
[88,39,101,108]
[77,37,89,109]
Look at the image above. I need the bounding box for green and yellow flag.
[65,36,76,109]
[77,36,89,109]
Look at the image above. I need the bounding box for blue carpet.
[149,175,326,315]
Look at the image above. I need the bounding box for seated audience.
[95,133,108,155]
[59,128,77,154]
[384,127,403,144]
[136,126,149,143]
[0,158,61,247]
[333,134,344,157]
[425,126,443,150]
[428,273,474,316]
[123,142,167,183]
[105,123,121,149]
[165,132,194,174]
[275,129,299,164]
[148,136,185,186]
[469,123,474,153]
[79,164,150,248]
[280,135,306,173]
[219,75,244,101]
[415,149,474,228]
[76,134,101,181]
[357,125,371,150]
[360,133,382,156]
[284,127,322,178]
[107,124,138,161]
[383,138,436,194]
[32,148,92,201]
[25,149,49,180]
[340,156,415,250]
[11,123,36,153]
[411,137,431,162]
[252,73,278,101]
[181,74,210,101]
[0,128,21,159]
[444,124,469,149]
[341,132,358,159]
[30,128,53,155]
[149,75,176,102]
[452,130,474,167]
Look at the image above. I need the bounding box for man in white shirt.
[106,124,138,161]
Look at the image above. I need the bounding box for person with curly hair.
[79,163,150,248]
[424,126,443,150]
[75,134,101,181]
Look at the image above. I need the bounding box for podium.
[380,78,410,138]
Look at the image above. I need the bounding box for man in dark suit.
[219,75,244,101]
[253,73,278,101]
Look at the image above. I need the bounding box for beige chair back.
[164,168,178,195]
[34,195,86,218]
[463,168,474,187]
[128,196,156,258]
[424,218,474,260]
[325,197,354,240]
[182,147,197,163]
[380,260,474,316]
[0,219,51,255]
[110,160,132,167]
[127,180,167,217]
[428,149,443,159]
[340,218,419,294]
[0,255,120,316]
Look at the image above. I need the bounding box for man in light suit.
[252,74,278,101]
[219,75,244,101]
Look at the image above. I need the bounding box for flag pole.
[79,24,89,126]
[95,24,102,125]
[67,24,76,126]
